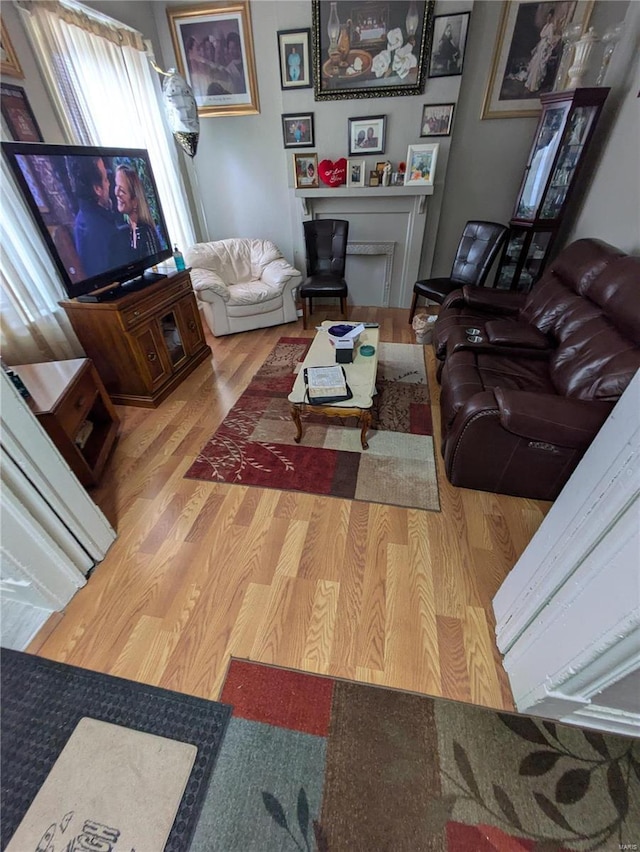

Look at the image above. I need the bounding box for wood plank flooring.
[30,307,550,710]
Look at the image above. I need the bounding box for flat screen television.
[2,142,173,301]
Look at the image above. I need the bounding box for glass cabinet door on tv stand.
[496,87,609,292]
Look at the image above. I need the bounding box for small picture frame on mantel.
[293,152,319,189]
[404,143,439,186]
[347,158,366,188]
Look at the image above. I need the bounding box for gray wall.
[432,0,634,275]
[565,0,640,254]
[3,0,637,301]
[149,0,472,278]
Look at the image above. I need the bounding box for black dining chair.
[300,219,349,329]
[408,220,508,323]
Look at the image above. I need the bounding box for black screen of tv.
[2,142,172,299]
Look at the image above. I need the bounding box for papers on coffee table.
[305,366,347,399]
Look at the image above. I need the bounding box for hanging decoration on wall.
[149,52,199,158]
[161,69,200,158]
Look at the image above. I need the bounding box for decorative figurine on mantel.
[381,161,392,186]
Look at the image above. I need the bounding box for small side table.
[12,358,120,487]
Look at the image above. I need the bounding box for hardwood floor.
[30,307,550,711]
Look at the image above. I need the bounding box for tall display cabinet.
[496,87,609,292]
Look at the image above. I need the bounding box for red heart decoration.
[319,158,347,187]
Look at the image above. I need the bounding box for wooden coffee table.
[288,322,380,449]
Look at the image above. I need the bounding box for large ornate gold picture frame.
[167,2,259,117]
[1,20,24,79]
[481,0,593,119]
[312,0,435,100]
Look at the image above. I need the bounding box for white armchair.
[185,238,302,337]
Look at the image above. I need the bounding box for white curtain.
[1,0,196,364]
[20,2,195,252]
[1,158,83,363]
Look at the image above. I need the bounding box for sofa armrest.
[444,325,551,360]
[461,286,526,314]
[485,320,551,349]
[440,288,465,310]
[494,388,613,449]
[190,268,230,302]
[262,258,302,287]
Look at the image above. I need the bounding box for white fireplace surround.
[294,187,434,308]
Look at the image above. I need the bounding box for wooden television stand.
[60,269,211,408]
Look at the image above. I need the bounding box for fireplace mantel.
[295,185,434,215]
[294,186,434,197]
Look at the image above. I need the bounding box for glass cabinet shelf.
[496,88,609,292]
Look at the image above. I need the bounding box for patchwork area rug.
[190,660,640,851]
[0,648,231,852]
[185,337,440,511]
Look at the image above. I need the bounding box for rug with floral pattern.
[185,337,440,511]
[189,660,640,851]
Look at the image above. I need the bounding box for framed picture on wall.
[312,0,435,100]
[277,28,313,89]
[420,102,454,136]
[1,20,24,79]
[282,112,315,148]
[348,114,386,155]
[428,12,470,78]
[167,1,260,117]
[293,153,319,188]
[0,83,43,142]
[481,0,593,119]
[404,142,439,186]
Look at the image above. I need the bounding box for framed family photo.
[404,143,439,186]
[428,13,470,78]
[167,2,259,117]
[481,0,593,119]
[282,113,315,148]
[347,158,366,187]
[277,28,312,89]
[348,114,386,155]
[0,83,43,142]
[420,102,454,136]
[1,20,23,79]
[293,153,319,189]
[312,0,435,100]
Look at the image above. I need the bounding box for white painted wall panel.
[493,372,640,735]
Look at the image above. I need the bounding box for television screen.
[2,142,173,300]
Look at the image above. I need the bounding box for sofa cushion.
[518,239,629,339]
[549,319,640,400]
[518,245,640,402]
[440,349,555,430]
[582,256,640,345]
[227,279,285,305]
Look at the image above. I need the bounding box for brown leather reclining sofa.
[432,238,640,500]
